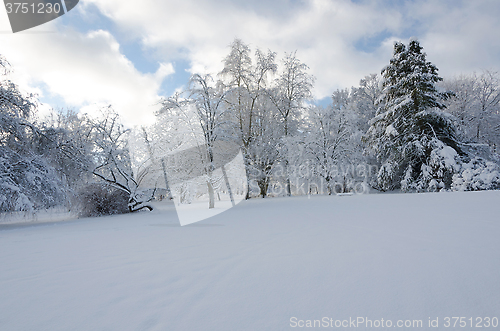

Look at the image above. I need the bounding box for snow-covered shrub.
[75,184,129,218]
[452,158,500,191]
[400,139,461,192]
[421,141,460,192]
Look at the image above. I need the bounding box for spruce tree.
[365,39,460,192]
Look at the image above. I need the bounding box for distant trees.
[351,74,381,132]
[270,52,315,195]
[441,71,500,192]
[159,74,231,209]
[294,104,361,194]
[443,70,500,153]
[2,37,500,217]
[156,41,317,201]
[154,38,499,200]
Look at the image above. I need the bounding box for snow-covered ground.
[1,191,499,330]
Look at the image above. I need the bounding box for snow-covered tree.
[219,39,277,198]
[442,74,478,141]
[269,52,315,195]
[475,71,500,146]
[245,95,281,198]
[293,105,362,194]
[87,106,154,212]
[35,109,94,192]
[159,74,232,208]
[444,71,500,153]
[0,55,65,212]
[364,39,460,192]
[452,157,500,191]
[351,74,382,132]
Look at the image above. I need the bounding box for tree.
[0,55,65,212]
[245,95,281,198]
[442,74,478,142]
[35,109,94,193]
[364,39,460,192]
[474,71,500,146]
[87,106,154,212]
[442,71,500,162]
[294,105,362,194]
[219,39,277,199]
[159,74,231,209]
[269,52,315,195]
[351,74,382,132]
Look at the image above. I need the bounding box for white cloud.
[414,0,500,77]
[2,0,499,124]
[103,0,499,91]
[76,0,411,96]
[0,24,172,126]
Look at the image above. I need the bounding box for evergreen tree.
[365,39,460,192]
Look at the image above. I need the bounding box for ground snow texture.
[1,191,499,330]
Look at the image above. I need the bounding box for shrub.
[452,158,500,191]
[75,183,129,218]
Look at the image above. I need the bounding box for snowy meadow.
[1,191,499,330]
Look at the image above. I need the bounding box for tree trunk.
[285,160,292,196]
[221,165,235,206]
[258,178,268,198]
[160,158,172,199]
[207,179,215,209]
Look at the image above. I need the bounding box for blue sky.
[1,0,500,125]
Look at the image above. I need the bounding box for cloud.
[2,0,499,124]
[73,0,413,96]
[0,24,173,126]
[414,0,500,77]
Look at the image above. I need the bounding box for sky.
[1,0,500,126]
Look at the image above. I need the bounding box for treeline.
[1,38,499,216]
[1,54,151,215]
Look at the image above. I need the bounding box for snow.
[384,124,398,137]
[1,191,500,330]
[0,207,75,225]
[453,157,500,191]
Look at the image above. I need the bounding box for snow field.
[0,191,499,330]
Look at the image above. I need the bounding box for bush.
[75,183,129,218]
[452,157,500,191]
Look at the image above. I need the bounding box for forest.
[1,38,499,217]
